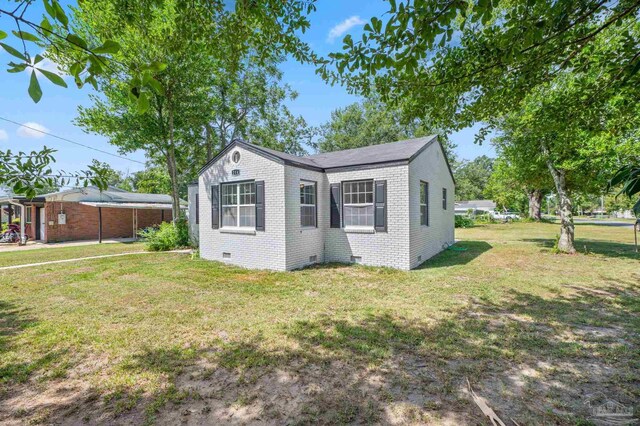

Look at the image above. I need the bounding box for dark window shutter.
[255,180,265,231]
[374,180,387,232]
[425,183,429,226]
[211,185,219,229]
[195,193,199,225]
[314,182,318,228]
[330,183,341,228]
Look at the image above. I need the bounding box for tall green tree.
[489,132,554,220]
[68,0,215,219]
[484,159,529,214]
[202,57,310,160]
[322,0,640,131]
[69,1,314,220]
[89,160,128,188]
[0,0,318,197]
[453,155,493,201]
[491,71,640,252]
[325,1,640,253]
[315,99,456,161]
[124,167,172,196]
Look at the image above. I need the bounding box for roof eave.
[324,160,409,173]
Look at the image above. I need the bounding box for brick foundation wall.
[44,202,171,243]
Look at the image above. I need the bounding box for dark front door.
[35,207,41,241]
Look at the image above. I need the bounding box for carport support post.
[98,207,102,244]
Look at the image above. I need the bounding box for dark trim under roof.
[198,136,456,185]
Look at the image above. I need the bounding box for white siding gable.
[409,140,455,268]
[199,145,287,270]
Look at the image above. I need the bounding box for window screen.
[343,180,374,227]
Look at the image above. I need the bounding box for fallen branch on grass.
[467,377,507,426]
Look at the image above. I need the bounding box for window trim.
[442,187,448,210]
[342,179,375,229]
[220,180,256,229]
[299,179,317,228]
[420,181,429,226]
[26,206,32,224]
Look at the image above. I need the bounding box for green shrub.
[139,220,190,251]
[520,216,555,224]
[455,215,475,228]
[474,213,496,224]
[175,218,190,247]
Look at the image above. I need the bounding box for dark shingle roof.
[242,135,438,170]
[306,136,438,169]
[246,144,323,169]
[198,135,450,177]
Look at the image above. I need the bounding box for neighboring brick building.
[1,187,179,243]
[191,136,455,271]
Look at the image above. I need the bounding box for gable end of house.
[407,136,456,186]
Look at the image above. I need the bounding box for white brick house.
[189,136,455,271]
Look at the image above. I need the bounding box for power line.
[0,116,146,165]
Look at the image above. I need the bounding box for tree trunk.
[167,105,181,222]
[544,159,576,253]
[166,145,180,222]
[527,189,542,221]
[205,123,213,162]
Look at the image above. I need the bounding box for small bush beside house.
[455,215,474,228]
[139,219,190,251]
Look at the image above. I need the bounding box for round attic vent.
[232,151,241,163]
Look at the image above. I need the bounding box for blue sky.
[0,0,495,178]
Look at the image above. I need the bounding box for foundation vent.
[222,252,231,259]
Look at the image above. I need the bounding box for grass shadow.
[574,221,636,227]
[524,237,639,259]
[108,282,639,424]
[3,282,639,425]
[415,240,493,269]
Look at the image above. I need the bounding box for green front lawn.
[0,223,638,425]
[0,241,146,268]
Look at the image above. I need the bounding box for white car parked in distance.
[490,210,521,221]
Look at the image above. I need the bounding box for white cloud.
[327,15,366,43]
[30,51,68,81]
[36,57,65,76]
[17,122,49,139]
[0,129,8,141]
